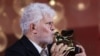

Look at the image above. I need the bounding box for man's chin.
[47,39,53,44]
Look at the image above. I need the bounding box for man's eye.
[46,22,52,25]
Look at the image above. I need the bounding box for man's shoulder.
[5,38,26,56]
[5,35,40,56]
[8,39,24,50]
[6,35,29,51]
[6,40,24,51]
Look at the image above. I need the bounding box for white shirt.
[29,40,43,53]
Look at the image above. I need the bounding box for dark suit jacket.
[5,35,41,56]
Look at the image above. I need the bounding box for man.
[5,3,86,56]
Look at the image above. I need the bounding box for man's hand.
[75,45,86,56]
[50,43,68,56]
[50,43,86,56]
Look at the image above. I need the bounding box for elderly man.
[5,3,86,56]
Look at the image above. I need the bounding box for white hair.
[20,3,56,34]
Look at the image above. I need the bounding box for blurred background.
[0,0,99,56]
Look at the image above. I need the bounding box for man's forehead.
[42,17,53,22]
[42,14,53,21]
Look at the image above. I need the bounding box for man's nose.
[51,25,55,31]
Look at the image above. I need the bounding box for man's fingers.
[55,43,64,52]
[59,45,68,53]
[76,45,85,52]
[75,45,87,56]
[51,43,56,53]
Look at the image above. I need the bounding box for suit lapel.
[20,35,40,56]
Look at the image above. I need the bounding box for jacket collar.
[20,35,40,56]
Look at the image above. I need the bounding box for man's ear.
[30,23,37,34]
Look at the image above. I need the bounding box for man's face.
[35,15,55,44]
